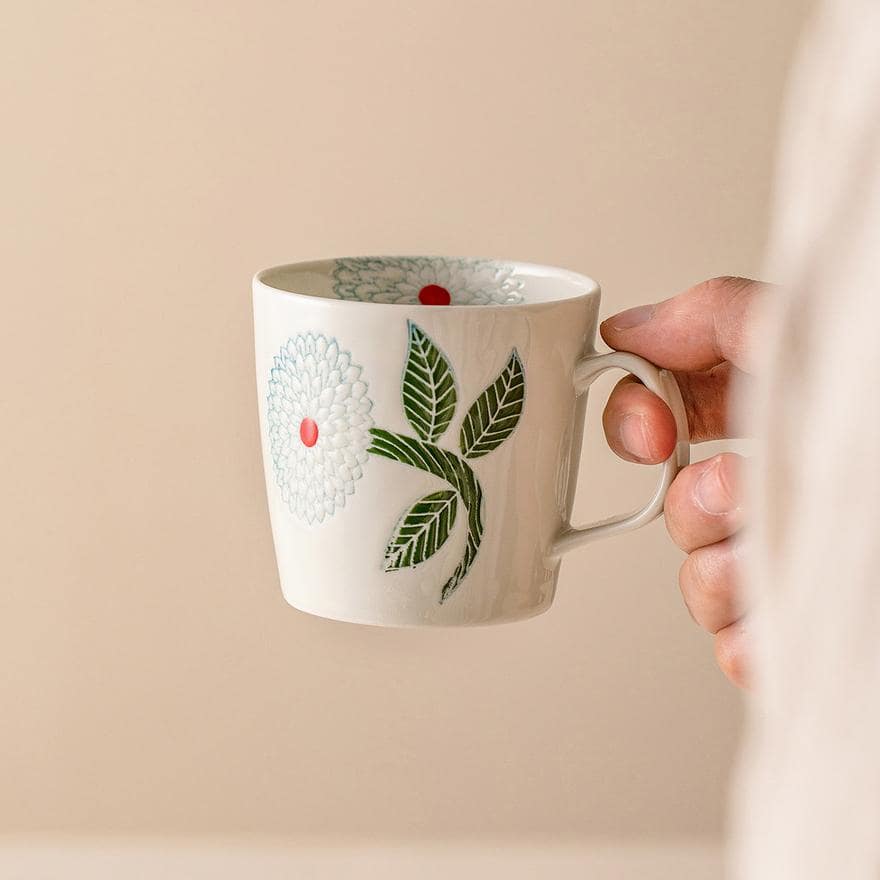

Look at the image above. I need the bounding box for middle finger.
[665,453,744,552]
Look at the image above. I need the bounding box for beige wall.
[1,1,808,837]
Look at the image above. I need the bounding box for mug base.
[279,590,555,628]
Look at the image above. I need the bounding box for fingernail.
[607,304,655,330]
[695,457,739,516]
[619,413,650,459]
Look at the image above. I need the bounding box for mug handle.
[551,350,690,557]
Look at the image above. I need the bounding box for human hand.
[600,276,766,688]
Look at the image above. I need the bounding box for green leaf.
[384,489,458,571]
[459,349,525,459]
[368,428,460,484]
[402,322,457,443]
[368,429,482,514]
[368,428,485,602]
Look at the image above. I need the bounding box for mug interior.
[256,256,599,307]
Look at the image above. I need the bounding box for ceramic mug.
[253,256,690,626]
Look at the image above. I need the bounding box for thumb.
[600,276,768,374]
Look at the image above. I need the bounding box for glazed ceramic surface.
[253,257,689,626]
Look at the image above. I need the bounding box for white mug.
[253,256,689,626]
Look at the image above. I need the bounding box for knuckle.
[703,275,750,299]
[705,277,757,364]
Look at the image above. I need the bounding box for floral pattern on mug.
[331,256,525,306]
[267,333,374,524]
[368,322,525,603]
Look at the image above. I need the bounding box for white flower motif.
[267,333,374,524]
[332,257,525,305]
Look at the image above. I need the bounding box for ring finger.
[679,537,743,634]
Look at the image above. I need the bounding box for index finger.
[600,276,768,373]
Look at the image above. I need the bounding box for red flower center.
[418,284,451,305]
[299,417,319,447]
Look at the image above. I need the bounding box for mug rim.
[253,255,601,311]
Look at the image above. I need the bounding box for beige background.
[1,0,808,842]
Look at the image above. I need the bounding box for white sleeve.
[731,1,880,877]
